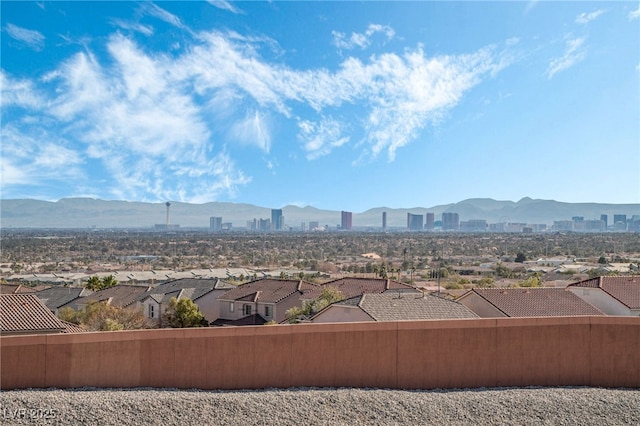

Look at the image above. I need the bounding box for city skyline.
[3,195,637,230]
[2,2,639,211]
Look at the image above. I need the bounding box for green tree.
[286,286,345,323]
[163,297,205,328]
[85,275,101,291]
[58,306,81,324]
[59,301,149,331]
[312,286,345,313]
[518,275,542,288]
[515,252,527,263]
[474,277,495,288]
[85,275,119,291]
[101,275,118,288]
[378,264,388,279]
[494,262,514,278]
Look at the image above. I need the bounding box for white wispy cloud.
[110,18,154,36]
[141,3,190,33]
[39,34,246,202]
[4,23,510,201]
[181,31,507,160]
[575,10,605,24]
[206,0,243,14]
[1,71,44,109]
[298,117,350,160]
[4,23,45,51]
[630,5,640,20]
[333,24,395,51]
[0,124,84,190]
[546,35,586,79]
[228,110,271,152]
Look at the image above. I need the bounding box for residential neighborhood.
[1,275,639,336]
[311,292,478,323]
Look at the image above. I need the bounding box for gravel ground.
[1,387,639,425]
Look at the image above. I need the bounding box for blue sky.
[2,1,639,212]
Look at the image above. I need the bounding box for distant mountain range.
[0,197,638,229]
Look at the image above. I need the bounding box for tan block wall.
[1,317,639,390]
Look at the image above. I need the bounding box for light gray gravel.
[1,387,639,425]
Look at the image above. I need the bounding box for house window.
[229,302,234,313]
[265,305,272,317]
[243,304,252,315]
[148,304,155,318]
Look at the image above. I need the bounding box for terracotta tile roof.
[0,294,66,334]
[346,293,478,321]
[304,278,415,300]
[35,287,92,311]
[0,284,38,294]
[61,320,87,333]
[469,288,604,317]
[154,278,235,296]
[139,277,232,305]
[140,289,184,305]
[67,285,151,309]
[568,276,640,309]
[218,279,318,304]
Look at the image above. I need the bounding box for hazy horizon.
[2,2,639,211]
[2,195,640,211]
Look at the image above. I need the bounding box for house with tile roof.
[456,287,604,318]
[0,284,39,294]
[212,278,318,326]
[61,284,151,312]
[311,292,478,323]
[35,286,93,316]
[137,278,235,325]
[567,276,640,316]
[302,277,418,301]
[0,294,81,335]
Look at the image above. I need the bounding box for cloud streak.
[575,10,605,24]
[2,18,510,202]
[206,0,243,14]
[4,23,45,50]
[332,24,395,51]
[546,35,586,79]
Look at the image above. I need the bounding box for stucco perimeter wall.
[1,317,639,390]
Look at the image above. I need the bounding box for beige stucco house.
[567,276,640,316]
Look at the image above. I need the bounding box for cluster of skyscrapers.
[406,212,458,231]
[553,214,639,233]
[209,209,639,233]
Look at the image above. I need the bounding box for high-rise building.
[613,214,627,224]
[442,212,460,231]
[460,219,487,232]
[341,211,353,230]
[407,213,424,231]
[259,218,271,231]
[382,212,387,231]
[613,214,627,231]
[271,209,283,231]
[425,213,435,230]
[600,214,608,229]
[210,216,222,231]
[309,221,319,231]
